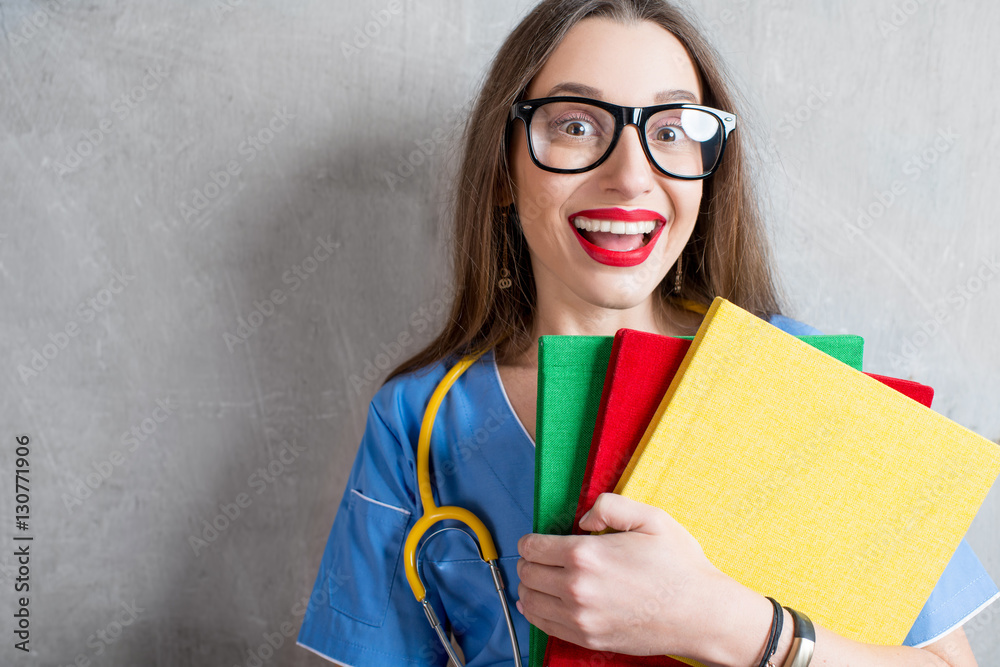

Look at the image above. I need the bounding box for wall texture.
[1,1,997,665]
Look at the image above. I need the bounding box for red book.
[866,373,934,407]
[543,331,933,667]
[574,330,690,534]
[548,331,690,667]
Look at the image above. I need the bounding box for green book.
[530,333,863,667]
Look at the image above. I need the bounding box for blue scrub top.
[298,316,999,666]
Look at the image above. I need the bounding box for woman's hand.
[516,493,984,667]
[515,492,762,661]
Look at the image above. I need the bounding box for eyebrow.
[545,82,699,104]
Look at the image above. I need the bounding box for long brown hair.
[387,0,784,381]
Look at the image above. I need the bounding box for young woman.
[298,1,997,665]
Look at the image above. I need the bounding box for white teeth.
[573,216,657,235]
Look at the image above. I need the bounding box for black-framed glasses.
[508,96,737,180]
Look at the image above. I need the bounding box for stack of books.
[531,297,999,667]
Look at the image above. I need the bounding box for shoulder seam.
[366,400,420,509]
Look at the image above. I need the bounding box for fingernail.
[580,510,591,523]
[516,600,523,614]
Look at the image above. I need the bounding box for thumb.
[578,493,662,535]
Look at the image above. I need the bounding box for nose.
[596,124,655,199]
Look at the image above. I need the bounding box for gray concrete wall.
[0,1,996,665]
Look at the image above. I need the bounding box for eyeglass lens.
[528,100,724,177]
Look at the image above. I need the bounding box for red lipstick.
[568,208,667,267]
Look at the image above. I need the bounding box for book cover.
[547,334,937,667]
[614,298,1000,648]
[533,335,614,667]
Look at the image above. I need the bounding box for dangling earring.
[673,251,683,294]
[498,206,513,290]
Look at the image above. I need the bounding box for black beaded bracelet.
[757,596,784,667]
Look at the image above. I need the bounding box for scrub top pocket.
[327,489,412,627]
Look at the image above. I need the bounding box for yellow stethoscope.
[402,349,523,667]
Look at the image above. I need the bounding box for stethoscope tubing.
[402,349,523,667]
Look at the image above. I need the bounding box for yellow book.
[615,297,1000,646]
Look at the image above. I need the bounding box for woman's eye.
[654,126,683,142]
[555,118,597,136]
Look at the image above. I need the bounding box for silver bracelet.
[780,607,815,667]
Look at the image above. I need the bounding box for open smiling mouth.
[568,208,667,268]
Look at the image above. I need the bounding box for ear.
[496,170,516,208]
[497,125,519,208]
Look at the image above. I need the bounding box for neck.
[502,292,700,369]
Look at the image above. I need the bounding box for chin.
[579,276,663,311]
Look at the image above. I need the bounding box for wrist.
[769,607,794,666]
[682,575,775,667]
[772,607,815,667]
